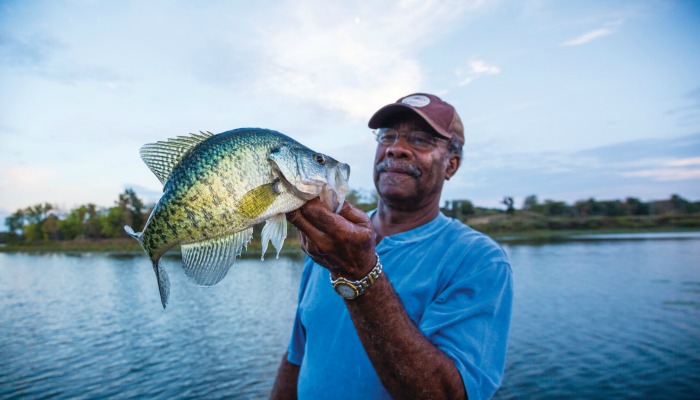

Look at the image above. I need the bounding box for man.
[271,93,513,400]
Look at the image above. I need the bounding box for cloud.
[0,31,127,85]
[621,157,700,181]
[254,0,486,120]
[622,168,700,181]
[561,20,622,47]
[442,133,700,206]
[456,59,501,86]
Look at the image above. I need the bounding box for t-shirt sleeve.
[286,257,315,366]
[419,255,513,400]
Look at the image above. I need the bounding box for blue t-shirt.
[287,212,513,400]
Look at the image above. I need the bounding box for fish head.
[268,145,350,213]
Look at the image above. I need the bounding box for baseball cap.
[368,93,464,145]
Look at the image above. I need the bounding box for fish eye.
[314,154,326,165]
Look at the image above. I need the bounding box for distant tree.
[502,196,515,215]
[625,197,649,216]
[441,200,474,220]
[61,205,94,239]
[125,188,146,230]
[442,200,454,218]
[23,203,54,242]
[542,200,570,217]
[523,195,539,211]
[84,204,103,239]
[101,189,148,237]
[458,200,475,217]
[42,214,61,241]
[5,210,25,235]
[575,198,605,217]
[670,194,690,214]
[345,189,378,212]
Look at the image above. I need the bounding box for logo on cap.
[401,95,430,108]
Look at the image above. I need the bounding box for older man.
[271,93,513,400]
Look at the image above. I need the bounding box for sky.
[1,0,699,225]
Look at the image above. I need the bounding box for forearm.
[345,275,467,400]
[270,353,299,400]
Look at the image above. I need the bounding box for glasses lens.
[408,131,435,149]
[375,128,397,145]
[374,128,439,150]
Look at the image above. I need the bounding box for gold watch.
[330,254,383,300]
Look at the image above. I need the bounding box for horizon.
[1,1,699,224]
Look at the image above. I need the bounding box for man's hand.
[286,198,376,280]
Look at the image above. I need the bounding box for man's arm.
[287,200,467,400]
[270,352,299,400]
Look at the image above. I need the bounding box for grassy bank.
[0,236,306,257]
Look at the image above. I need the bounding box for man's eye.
[381,134,398,143]
[411,137,431,146]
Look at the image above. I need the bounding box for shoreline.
[2,227,699,253]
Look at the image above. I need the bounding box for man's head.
[368,93,463,210]
[369,93,464,155]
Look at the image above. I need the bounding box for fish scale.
[125,128,350,308]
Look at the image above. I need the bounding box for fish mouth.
[320,162,350,213]
[375,160,421,177]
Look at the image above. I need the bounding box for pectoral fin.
[238,179,280,219]
[180,227,253,286]
[261,214,287,260]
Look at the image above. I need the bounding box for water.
[0,253,304,399]
[1,234,699,399]
[497,234,700,399]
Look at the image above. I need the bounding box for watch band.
[330,254,383,300]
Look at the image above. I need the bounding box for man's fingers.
[298,199,350,233]
[339,201,372,226]
[286,206,326,240]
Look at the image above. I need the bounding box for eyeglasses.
[373,128,446,151]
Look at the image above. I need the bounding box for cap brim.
[368,104,451,139]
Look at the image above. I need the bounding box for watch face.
[334,282,358,299]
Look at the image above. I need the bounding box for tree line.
[2,189,698,244]
[3,189,145,243]
[441,194,700,219]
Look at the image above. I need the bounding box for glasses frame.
[373,128,447,151]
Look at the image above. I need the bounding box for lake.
[1,233,699,399]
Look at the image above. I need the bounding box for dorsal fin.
[139,131,215,186]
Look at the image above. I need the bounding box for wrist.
[330,254,383,300]
[330,253,378,281]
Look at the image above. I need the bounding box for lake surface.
[1,233,699,399]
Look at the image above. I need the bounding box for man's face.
[372,115,460,210]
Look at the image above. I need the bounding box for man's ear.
[445,154,461,181]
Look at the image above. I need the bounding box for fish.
[124,128,350,308]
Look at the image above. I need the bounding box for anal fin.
[261,214,288,260]
[181,227,253,287]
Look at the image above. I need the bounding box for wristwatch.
[330,254,383,300]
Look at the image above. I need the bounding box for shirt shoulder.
[434,215,510,273]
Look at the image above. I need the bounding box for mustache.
[375,160,421,177]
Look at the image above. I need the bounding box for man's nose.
[385,136,412,159]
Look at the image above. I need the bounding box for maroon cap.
[368,93,464,145]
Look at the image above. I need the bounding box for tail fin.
[125,225,170,309]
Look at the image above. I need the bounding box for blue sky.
[1,0,699,224]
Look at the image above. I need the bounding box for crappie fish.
[125,128,350,308]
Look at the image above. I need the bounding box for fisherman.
[271,93,513,400]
